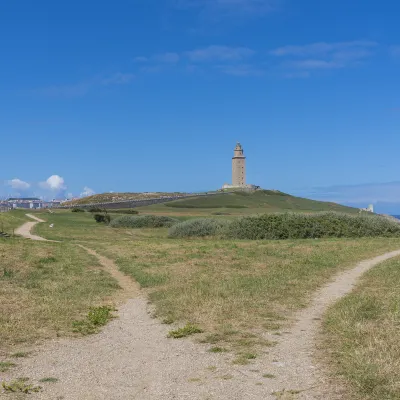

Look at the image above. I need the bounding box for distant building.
[222,143,257,190]
[5,197,62,209]
[360,204,374,213]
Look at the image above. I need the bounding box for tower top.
[233,142,245,158]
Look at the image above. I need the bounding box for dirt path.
[14,214,48,241]
[5,217,400,399]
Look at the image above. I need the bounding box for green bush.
[168,218,231,238]
[110,215,178,228]
[93,214,111,224]
[224,212,400,240]
[71,208,85,213]
[108,209,139,215]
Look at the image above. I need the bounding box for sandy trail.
[4,216,400,399]
[14,214,47,241]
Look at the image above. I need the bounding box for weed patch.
[168,324,203,339]
[0,361,16,372]
[73,306,114,335]
[1,379,41,394]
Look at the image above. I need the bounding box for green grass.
[323,256,400,399]
[168,324,203,338]
[1,379,41,394]
[39,377,58,383]
[0,361,16,372]
[163,191,358,213]
[0,239,119,351]
[72,306,115,335]
[0,210,29,233]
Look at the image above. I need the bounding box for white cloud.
[133,56,148,63]
[6,178,30,190]
[101,72,134,85]
[80,186,96,198]
[40,175,66,191]
[174,0,278,18]
[186,45,254,62]
[30,72,134,98]
[154,52,180,63]
[270,41,377,57]
[216,63,263,76]
[270,40,377,75]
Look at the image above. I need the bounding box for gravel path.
[14,214,47,241]
[4,216,400,399]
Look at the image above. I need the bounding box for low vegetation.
[168,213,400,240]
[1,379,41,394]
[93,213,111,224]
[168,323,203,339]
[64,192,188,206]
[110,215,178,229]
[168,218,229,238]
[323,256,400,399]
[0,239,119,350]
[72,306,114,335]
[0,210,28,233]
[225,212,400,240]
[91,234,400,356]
[165,190,358,213]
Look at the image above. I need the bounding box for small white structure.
[360,204,374,213]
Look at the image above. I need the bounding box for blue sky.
[1,0,400,212]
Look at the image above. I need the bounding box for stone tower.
[232,142,246,186]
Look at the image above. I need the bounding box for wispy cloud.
[173,0,279,19]
[29,72,134,98]
[154,52,180,63]
[133,56,148,63]
[101,72,134,85]
[216,63,263,76]
[271,41,377,75]
[6,178,30,190]
[186,45,254,62]
[295,181,400,209]
[389,45,400,57]
[270,41,376,57]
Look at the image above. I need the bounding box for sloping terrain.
[64,192,189,206]
[163,190,359,213]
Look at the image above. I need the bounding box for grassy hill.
[137,190,359,216]
[64,192,189,206]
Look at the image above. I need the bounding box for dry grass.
[0,238,119,352]
[323,256,400,399]
[89,233,400,356]
[25,211,400,359]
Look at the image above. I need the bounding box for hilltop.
[136,189,359,215]
[64,192,189,206]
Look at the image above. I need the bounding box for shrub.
[71,208,85,212]
[168,218,231,238]
[110,215,178,228]
[108,209,139,215]
[93,214,111,224]
[224,212,400,240]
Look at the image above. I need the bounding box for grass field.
[0,237,119,353]
[0,210,29,233]
[136,190,359,216]
[29,210,400,360]
[323,256,400,399]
